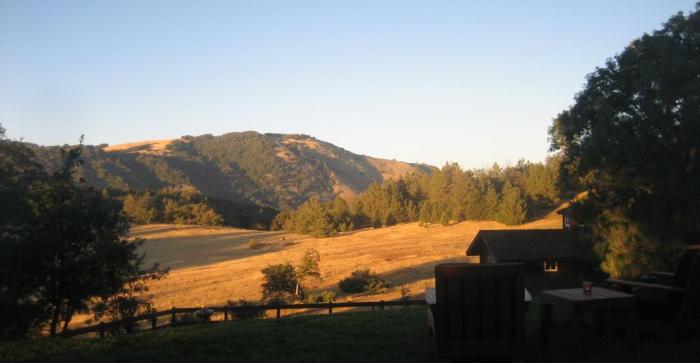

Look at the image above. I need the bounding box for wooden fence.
[62,299,428,338]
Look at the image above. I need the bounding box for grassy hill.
[30,132,434,210]
[126,210,563,313]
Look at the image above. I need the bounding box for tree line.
[272,159,561,237]
[121,187,224,226]
[114,187,278,229]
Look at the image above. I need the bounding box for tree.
[549,7,700,276]
[0,134,165,338]
[92,264,168,334]
[122,192,158,224]
[261,263,298,302]
[0,126,48,338]
[520,158,561,207]
[495,182,528,225]
[480,184,500,220]
[295,248,321,296]
[297,248,321,281]
[32,144,164,335]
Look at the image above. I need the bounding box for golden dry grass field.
[132,210,562,313]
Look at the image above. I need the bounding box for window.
[563,215,571,228]
[543,260,558,272]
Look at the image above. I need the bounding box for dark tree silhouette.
[549,6,700,276]
[0,130,165,337]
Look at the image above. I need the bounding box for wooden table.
[540,287,637,346]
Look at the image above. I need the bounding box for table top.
[424,287,531,305]
[540,287,635,309]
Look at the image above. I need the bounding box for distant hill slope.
[31,132,435,209]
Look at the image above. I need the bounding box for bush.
[227,299,265,320]
[304,291,336,304]
[338,269,389,293]
[248,239,263,249]
[261,263,298,301]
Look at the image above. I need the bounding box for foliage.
[92,265,169,334]
[587,211,682,279]
[248,239,264,250]
[273,197,354,237]
[226,299,265,320]
[338,269,389,294]
[495,182,528,225]
[29,132,432,217]
[276,159,562,236]
[0,133,163,338]
[303,291,336,304]
[260,263,298,302]
[352,178,422,227]
[0,128,49,338]
[122,187,224,226]
[296,248,321,282]
[549,7,700,275]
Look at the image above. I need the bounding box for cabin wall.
[466,239,491,264]
[521,259,597,294]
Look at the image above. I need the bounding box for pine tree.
[495,182,528,225]
[481,185,500,220]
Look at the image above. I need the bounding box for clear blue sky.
[1,1,696,168]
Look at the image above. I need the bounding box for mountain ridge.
[31,131,435,210]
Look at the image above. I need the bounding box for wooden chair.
[427,263,526,362]
[607,250,700,340]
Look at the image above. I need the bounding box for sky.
[0,1,696,169]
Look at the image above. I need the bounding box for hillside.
[130,209,563,312]
[31,132,434,210]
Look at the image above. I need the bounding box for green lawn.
[1,303,699,363]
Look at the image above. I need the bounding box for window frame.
[543,260,558,272]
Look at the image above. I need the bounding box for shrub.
[304,291,336,304]
[297,248,321,281]
[248,239,263,249]
[227,299,265,320]
[338,269,389,293]
[261,263,298,301]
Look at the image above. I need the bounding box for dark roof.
[466,229,586,262]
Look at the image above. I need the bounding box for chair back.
[677,254,700,322]
[433,263,525,357]
[673,249,699,287]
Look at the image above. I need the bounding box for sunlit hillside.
[134,209,563,312]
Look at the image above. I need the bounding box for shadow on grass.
[3,302,700,363]
[138,230,299,270]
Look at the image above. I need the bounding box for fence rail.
[62,299,428,338]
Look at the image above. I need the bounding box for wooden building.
[465,229,597,293]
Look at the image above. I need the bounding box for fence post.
[328,302,333,315]
[151,313,157,330]
[276,304,281,319]
[380,300,384,310]
[224,307,228,322]
[99,322,105,338]
[171,307,176,326]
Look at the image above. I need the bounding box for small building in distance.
[466,229,597,293]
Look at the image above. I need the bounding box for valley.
[134,209,562,311]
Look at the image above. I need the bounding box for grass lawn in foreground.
[1,302,699,363]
